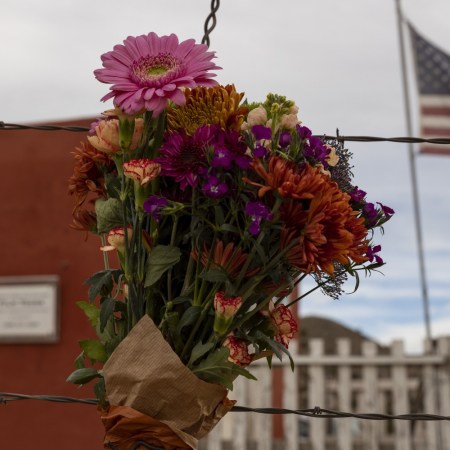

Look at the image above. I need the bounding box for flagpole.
[394,0,432,343]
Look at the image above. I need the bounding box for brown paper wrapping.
[99,404,191,450]
[102,315,235,449]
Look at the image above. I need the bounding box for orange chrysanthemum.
[245,156,327,199]
[167,85,248,135]
[280,182,369,276]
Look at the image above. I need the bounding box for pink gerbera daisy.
[94,32,221,116]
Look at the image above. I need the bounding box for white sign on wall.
[0,276,60,343]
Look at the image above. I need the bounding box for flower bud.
[213,291,243,335]
[279,113,300,130]
[88,118,144,154]
[100,226,133,253]
[243,106,268,129]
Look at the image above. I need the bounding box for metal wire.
[1,393,449,421]
[107,442,163,450]
[0,121,90,132]
[201,0,221,47]
[1,121,450,146]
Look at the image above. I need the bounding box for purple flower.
[349,186,367,203]
[279,131,292,148]
[251,125,272,141]
[157,126,214,189]
[235,155,252,169]
[245,201,273,236]
[211,147,233,169]
[201,175,228,199]
[253,143,268,158]
[363,202,378,226]
[366,244,383,265]
[377,202,395,217]
[304,136,328,165]
[143,195,168,222]
[296,125,312,140]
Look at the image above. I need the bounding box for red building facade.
[0,119,104,449]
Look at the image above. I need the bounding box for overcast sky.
[2,0,450,352]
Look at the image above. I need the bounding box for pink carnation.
[270,304,298,348]
[87,118,144,154]
[214,291,243,320]
[94,32,221,116]
[223,335,253,367]
[100,227,133,253]
[123,159,161,186]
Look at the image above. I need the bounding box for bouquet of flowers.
[68,32,393,449]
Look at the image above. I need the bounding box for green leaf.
[76,301,100,327]
[177,305,202,333]
[84,270,121,302]
[74,351,86,369]
[104,172,121,200]
[99,297,116,333]
[192,348,257,389]
[144,245,181,287]
[187,341,215,367]
[79,339,108,363]
[219,223,240,234]
[199,268,229,283]
[95,198,123,234]
[254,331,294,370]
[66,368,102,385]
[214,206,225,226]
[94,378,107,407]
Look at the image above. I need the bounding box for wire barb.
[201,0,221,47]
[1,393,450,421]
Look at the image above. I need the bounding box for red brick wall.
[0,120,105,449]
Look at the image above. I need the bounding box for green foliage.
[76,301,100,327]
[144,245,181,287]
[66,368,102,385]
[79,339,108,363]
[95,198,123,234]
[84,269,122,302]
[191,348,257,390]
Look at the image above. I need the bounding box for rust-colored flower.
[68,140,114,219]
[70,208,97,233]
[280,180,369,275]
[222,334,253,367]
[192,240,259,280]
[269,304,298,349]
[167,85,248,135]
[123,159,161,186]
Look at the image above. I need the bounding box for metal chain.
[201,0,221,47]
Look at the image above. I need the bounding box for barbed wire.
[0,122,90,132]
[1,393,449,421]
[201,0,221,47]
[1,121,450,146]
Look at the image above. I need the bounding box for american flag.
[409,24,450,155]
